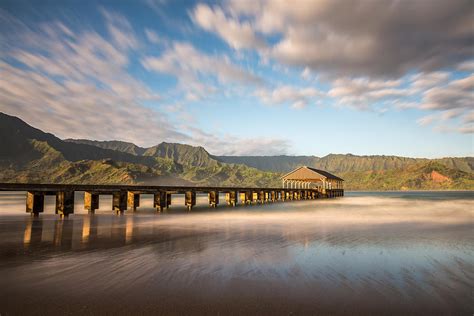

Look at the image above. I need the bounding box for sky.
[0,0,473,158]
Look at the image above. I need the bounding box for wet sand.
[0,192,473,315]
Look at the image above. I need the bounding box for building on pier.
[281,166,344,194]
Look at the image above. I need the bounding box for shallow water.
[0,192,473,315]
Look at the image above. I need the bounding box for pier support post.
[258,191,265,204]
[185,191,196,210]
[239,192,245,205]
[84,192,99,213]
[112,191,127,213]
[280,190,286,201]
[225,191,238,206]
[56,191,75,217]
[127,192,140,211]
[239,192,247,205]
[26,192,44,216]
[241,191,252,205]
[270,191,275,202]
[209,190,219,208]
[251,191,257,204]
[154,191,167,212]
[166,193,172,208]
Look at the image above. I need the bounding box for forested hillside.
[1,112,472,190]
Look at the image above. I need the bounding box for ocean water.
[0,191,472,315]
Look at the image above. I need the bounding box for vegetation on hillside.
[1,112,472,190]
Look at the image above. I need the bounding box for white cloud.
[301,67,312,81]
[420,75,474,111]
[100,8,138,50]
[194,0,473,78]
[0,12,186,146]
[417,114,438,126]
[141,41,262,99]
[0,9,294,152]
[410,71,450,91]
[328,77,409,109]
[413,75,474,133]
[462,111,474,124]
[458,125,474,134]
[144,28,161,44]
[256,85,322,109]
[457,60,474,72]
[191,4,267,50]
[184,127,290,155]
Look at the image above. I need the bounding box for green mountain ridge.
[216,154,474,174]
[0,113,280,187]
[1,112,473,190]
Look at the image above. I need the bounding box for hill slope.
[216,154,474,174]
[1,112,472,190]
[0,113,280,187]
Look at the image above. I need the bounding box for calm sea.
[0,191,473,315]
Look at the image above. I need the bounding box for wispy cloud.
[0,12,186,146]
[256,85,322,109]
[0,8,290,154]
[189,0,473,134]
[191,4,267,50]
[141,41,263,100]
[197,0,473,78]
[328,77,409,110]
[420,75,474,111]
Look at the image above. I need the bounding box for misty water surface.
[0,192,472,315]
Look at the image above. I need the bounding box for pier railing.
[0,183,344,217]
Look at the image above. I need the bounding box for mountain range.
[1,112,473,190]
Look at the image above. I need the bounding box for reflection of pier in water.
[18,215,319,256]
[19,215,215,253]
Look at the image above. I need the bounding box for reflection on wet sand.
[0,194,473,315]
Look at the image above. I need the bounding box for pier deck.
[0,183,344,217]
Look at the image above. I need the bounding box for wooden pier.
[0,183,344,217]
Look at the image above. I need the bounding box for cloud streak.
[256,85,322,109]
[0,9,290,154]
[142,41,263,100]
[196,0,473,78]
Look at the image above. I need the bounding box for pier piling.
[258,191,265,204]
[225,191,238,206]
[56,191,75,217]
[154,191,167,212]
[208,191,219,208]
[185,191,196,210]
[84,192,99,213]
[127,192,140,211]
[26,191,44,216]
[112,191,127,214]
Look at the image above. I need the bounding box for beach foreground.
[0,192,472,315]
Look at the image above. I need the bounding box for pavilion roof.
[280,166,344,181]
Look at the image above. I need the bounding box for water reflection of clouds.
[0,194,472,315]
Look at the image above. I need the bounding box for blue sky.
[0,0,472,157]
